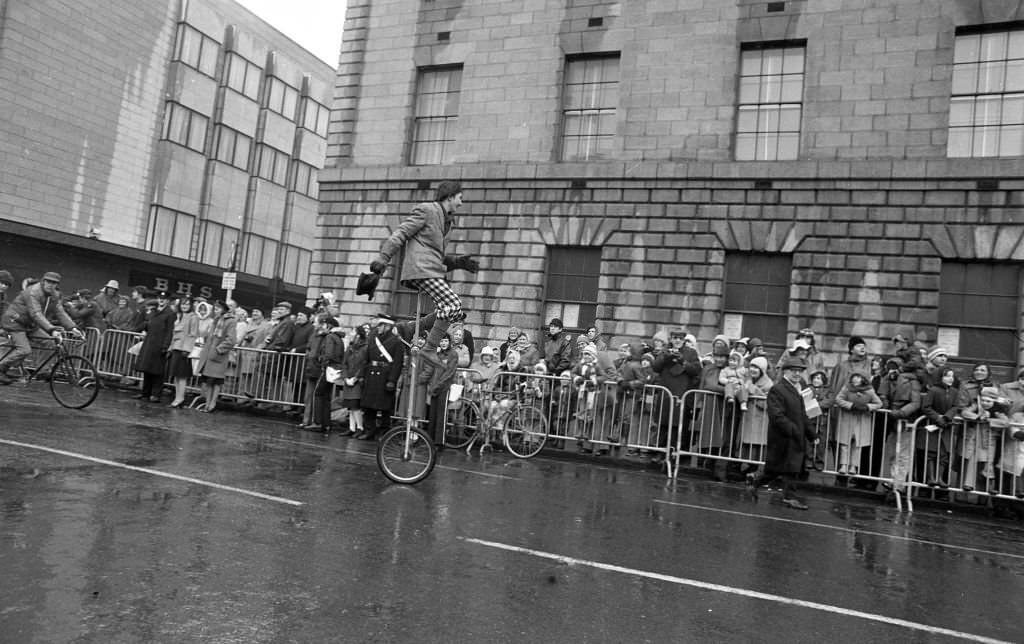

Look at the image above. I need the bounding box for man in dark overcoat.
[134,291,175,403]
[357,314,406,440]
[752,356,816,509]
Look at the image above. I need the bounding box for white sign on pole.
[722,313,743,340]
[221,272,237,290]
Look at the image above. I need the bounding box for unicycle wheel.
[376,425,437,484]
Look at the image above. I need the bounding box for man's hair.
[435,180,462,203]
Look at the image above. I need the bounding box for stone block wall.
[315,160,1024,374]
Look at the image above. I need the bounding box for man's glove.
[385,381,396,392]
[447,255,480,273]
[369,259,388,275]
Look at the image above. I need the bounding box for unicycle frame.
[376,292,438,484]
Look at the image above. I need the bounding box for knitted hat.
[848,336,866,352]
[480,346,495,357]
[728,350,744,363]
[927,346,948,363]
[749,356,769,374]
[712,344,731,357]
[533,362,548,374]
[652,330,669,344]
[980,386,1000,399]
[684,333,698,348]
[582,343,598,358]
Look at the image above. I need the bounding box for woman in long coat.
[134,292,175,402]
[195,301,237,412]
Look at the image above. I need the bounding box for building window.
[146,206,194,257]
[301,99,329,137]
[723,253,792,351]
[266,77,299,119]
[544,246,601,332]
[243,234,279,277]
[939,262,1019,364]
[256,144,289,185]
[173,23,219,77]
[282,245,311,286]
[162,102,209,153]
[948,26,1024,157]
[200,222,240,268]
[410,65,462,165]
[224,52,262,100]
[561,54,619,161]
[291,162,318,198]
[735,43,805,161]
[214,126,252,170]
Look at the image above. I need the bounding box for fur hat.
[848,336,866,353]
[749,356,769,374]
[927,346,948,363]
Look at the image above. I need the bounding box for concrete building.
[317,0,1024,378]
[0,0,334,308]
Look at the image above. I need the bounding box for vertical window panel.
[544,246,601,332]
[561,55,619,162]
[724,253,792,353]
[735,43,805,161]
[939,262,1020,364]
[410,65,462,165]
[949,25,1024,158]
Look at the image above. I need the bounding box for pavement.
[2,385,1023,643]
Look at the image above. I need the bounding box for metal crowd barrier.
[449,371,675,471]
[900,416,1024,511]
[95,328,143,383]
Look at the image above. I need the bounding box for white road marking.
[653,499,1024,561]
[0,438,303,506]
[460,536,1014,644]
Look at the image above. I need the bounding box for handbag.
[325,366,343,384]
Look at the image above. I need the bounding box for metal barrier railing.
[900,416,1024,511]
[95,328,143,383]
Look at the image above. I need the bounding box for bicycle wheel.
[50,355,100,409]
[377,424,437,484]
[444,400,480,448]
[503,405,548,458]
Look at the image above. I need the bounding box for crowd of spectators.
[2,269,1022,512]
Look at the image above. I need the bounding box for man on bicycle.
[0,271,81,385]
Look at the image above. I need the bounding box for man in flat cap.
[0,272,81,384]
[749,356,816,510]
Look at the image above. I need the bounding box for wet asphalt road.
[1,386,1023,644]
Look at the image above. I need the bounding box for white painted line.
[460,536,1013,644]
[653,499,1024,561]
[0,438,303,507]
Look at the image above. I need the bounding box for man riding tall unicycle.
[364,180,481,483]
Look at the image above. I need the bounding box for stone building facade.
[0,0,333,307]
[316,0,1024,377]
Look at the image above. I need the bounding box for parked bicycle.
[443,377,549,458]
[0,330,100,409]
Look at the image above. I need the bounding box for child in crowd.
[805,370,831,472]
[834,372,882,476]
[738,356,773,469]
[960,385,1009,493]
[921,367,959,488]
[719,350,749,411]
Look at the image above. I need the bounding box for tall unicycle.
[376,294,438,484]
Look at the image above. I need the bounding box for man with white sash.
[357,314,407,440]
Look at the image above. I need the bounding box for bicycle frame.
[0,333,71,382]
